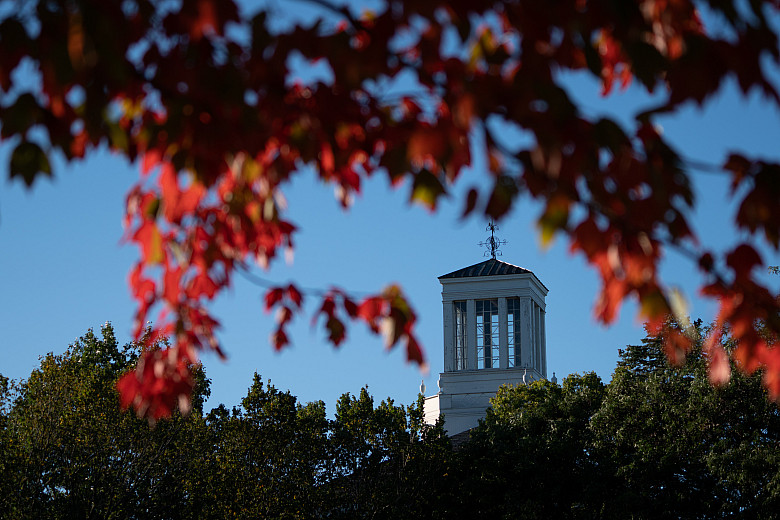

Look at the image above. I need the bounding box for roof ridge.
[438,258,533,279]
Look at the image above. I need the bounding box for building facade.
[423,258,548,435]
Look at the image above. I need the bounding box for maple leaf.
[9,141,52,187]
[703,329,731,387]
[410,169,446,211]
[117,345,196,423]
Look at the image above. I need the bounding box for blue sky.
[1,2,779,414]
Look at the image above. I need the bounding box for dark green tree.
[455,374,607,519]
[1,324,210,520]
[590,323,780,518]
[1,328,452,520]
[0,373,20,519]
[184,374,330,519]
[450,322,780,519]
[325,389,451,519]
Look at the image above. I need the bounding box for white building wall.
[424,368,541,435]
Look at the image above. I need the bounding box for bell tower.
[423,256,548,435]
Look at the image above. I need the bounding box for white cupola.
[423,257,549,435]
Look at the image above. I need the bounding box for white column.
[498,297,508,369]
[443,300,454,372]
[535,303,541,374]
[467,299,477,370]
[541,310,547,377]
[521,298,533,368]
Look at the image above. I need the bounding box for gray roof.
[438,258,532,279]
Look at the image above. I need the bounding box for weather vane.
[478,220,507,259]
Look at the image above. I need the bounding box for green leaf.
[537,195,570,249]
[9,141,52,188]
[411,169,446,210]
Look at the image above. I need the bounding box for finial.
[478,219,507,259]
[420,379,426,395]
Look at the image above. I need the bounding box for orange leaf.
[141,150,162,176]
[320,142,335,174]
[663,328,692,366]
[134,221,165,264]
[704,330,731,386]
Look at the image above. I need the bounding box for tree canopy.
[5,322,780,518]
[457,324,780,518]
[0,0,778,417]
[0,325,211,518]
[0,323,450,519]
[588,323,780,517]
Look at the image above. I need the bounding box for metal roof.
[438,258,533,279]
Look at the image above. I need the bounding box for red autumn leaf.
[726,244,763,281]
[159,163,204,223]
[117,348,196,422]
[343,297,358,318]
[276,305,293,325]
[70,130,88,158]
[287,284,303,308]
[731,161,780,247]
[405,335,426,367]
[762,347,780,400]
[163,266,183,306]
[452,93,476,129]
[663,328,693,366]
[129,264,156,306]
[168,0,239,40]
[357,296,386,332]
[407,128,447,170]
[320,142,335,174]
[141,150,162,176]
[187,271,219,300]
[264,287,284,311]
[732,337,766,375]
[705,335,731,387]
[133,221,165,265]
[317,296,336,321]
[271,328,289,351]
